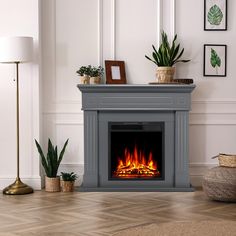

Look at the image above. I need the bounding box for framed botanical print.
[105,60,127,84]
[204,0,227,31]
[203,44,227,77]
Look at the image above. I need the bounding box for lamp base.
[3,178,33,195]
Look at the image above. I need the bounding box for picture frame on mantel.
[204,0,227,31]
[105,60,127,84]
[203,44,227,77]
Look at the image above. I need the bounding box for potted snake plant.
[35,139,69,192]
[145,31,190,83]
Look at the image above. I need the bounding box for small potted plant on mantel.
[35,139,69,192]
[76,65,91,84]
[76,65,104,84]
[145,31,190,83]
[89,66,104,84]
[60,172,78,192]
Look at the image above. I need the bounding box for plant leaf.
[207,4,223,26]
[57,139,69,171]
[210,48,221,68]
[35,140,49,176]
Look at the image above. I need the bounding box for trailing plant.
[35,139,69,178]
[61,172,78,182]
[145,31,190,67]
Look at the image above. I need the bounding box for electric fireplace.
[78,84,195,191]
[109,122,164,180]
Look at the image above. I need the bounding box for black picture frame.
[203,44,227,77]
[105,60,127,84]
[204,0,227,31]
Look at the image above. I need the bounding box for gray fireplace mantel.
[77,84,196,192]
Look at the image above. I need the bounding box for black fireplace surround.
[78,84,195,191]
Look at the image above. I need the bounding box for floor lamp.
[0,37,34,195]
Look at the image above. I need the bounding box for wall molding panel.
[40,0,236,188]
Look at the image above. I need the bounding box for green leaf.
[207,5,223,26]
[57,139,69,171]
[210,48,221,68]
[35,140,49,176]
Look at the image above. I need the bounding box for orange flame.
[113,145,160,178]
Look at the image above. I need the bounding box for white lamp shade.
[0,36,33,63]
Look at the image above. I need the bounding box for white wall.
[32,0,236,187]
[1,0,235,189]
[0,0,41,189]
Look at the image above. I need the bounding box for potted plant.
[145,31,190,83]
[35,139,69,192]
[89,66,104,84]
[60,172,78,192]
[76,65,91,84]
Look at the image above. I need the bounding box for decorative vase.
[80,75,90,84]
[90,76,101,84]
[156,67,175,83]
[45,176,60,192]
[61,180,75,192]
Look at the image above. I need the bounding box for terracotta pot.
[45,176,60,192]
[156,67,175,83]
[79,75,90,84]
[90,76,101,84]
[61,180,75,192]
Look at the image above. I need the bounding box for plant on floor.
[61,172,78,182]
[35,138,69,192]
[61,172,78,192]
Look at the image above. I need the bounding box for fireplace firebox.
[78,84,195,191]
[109,122,164,180]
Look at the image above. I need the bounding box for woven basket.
[218,153,236,168]
[45,176,60,192]
[61,180,75,192]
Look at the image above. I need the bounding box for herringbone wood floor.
[0,190,235,236]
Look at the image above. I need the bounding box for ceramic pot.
[156,67,175,83]
[79,75,90,84]
[90,76,101,84]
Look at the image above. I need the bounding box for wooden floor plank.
[0,190,235,235]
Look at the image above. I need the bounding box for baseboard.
[0,164,216,190]
[0,176,42,190]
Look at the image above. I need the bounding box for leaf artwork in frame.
[210,48,221,75]
[204,44,227,77]
[207,4,223,26]
[204,0,227,31]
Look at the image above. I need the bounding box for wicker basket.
[45,176,60,192]
[218,154,236,168]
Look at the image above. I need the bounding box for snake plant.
[145,31,190,67]
[35,139,69,177]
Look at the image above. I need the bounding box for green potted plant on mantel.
[145,31,190,83]
[76,65,104,84]
[76,65,91,84]
[89,66,104,84]
[35,139,69,192]
[60,172,78,192]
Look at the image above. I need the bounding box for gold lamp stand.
[3,62,33,195]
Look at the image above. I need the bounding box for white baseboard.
[0,164,216,190]
[0,176,42,190]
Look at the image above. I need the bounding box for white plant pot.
[79,75,90,84]
[156,67,175,83]
[90,76,101,84]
